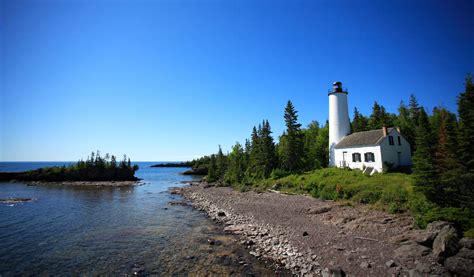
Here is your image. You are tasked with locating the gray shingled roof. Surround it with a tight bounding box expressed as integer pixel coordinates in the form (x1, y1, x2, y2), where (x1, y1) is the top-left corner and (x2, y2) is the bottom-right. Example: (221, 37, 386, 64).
(335, 128, 394, 148)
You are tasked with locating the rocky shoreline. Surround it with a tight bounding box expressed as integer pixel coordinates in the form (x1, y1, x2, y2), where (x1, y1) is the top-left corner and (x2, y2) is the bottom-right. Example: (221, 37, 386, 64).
(175, 182, 474, 276)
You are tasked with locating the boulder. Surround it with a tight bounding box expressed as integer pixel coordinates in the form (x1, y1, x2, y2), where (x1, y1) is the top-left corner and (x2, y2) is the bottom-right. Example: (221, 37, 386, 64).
(456, 247, 474, 260)
(410, 230, 437, 247)
(444, 256, 474, 277)
(459, 237, 474, 249)
(432, 225, 459, 258)
(426, 221, 451, 234)
(394, 241, 431, 260)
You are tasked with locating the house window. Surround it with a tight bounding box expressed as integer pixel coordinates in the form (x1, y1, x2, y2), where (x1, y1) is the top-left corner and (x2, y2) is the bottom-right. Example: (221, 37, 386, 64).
(389, 136, 394, 145)
(364, 152, 375, 162)
(352, 153, 361, 162)
(398, 136, 401, 146)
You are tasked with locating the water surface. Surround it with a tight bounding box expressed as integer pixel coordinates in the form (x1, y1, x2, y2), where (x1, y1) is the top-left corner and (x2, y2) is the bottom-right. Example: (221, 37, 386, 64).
(0, 162, 285, 275)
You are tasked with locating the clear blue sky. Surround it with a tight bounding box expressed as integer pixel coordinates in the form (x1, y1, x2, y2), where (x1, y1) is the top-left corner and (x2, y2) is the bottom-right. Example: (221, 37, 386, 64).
(1, 0, 473, 161)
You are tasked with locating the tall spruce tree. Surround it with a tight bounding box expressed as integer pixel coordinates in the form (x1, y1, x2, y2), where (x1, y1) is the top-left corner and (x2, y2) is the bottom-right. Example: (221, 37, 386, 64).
(259, 120, 277, 177)
(352, 107, 369, 132)
(224, 143, 246, 185)
(458, 75, 474, 171)
(303, 121, 321, 170)
(434, 108, 462, 206)
(281, 100, 304, 173)
(397, 101, 416, 152)
(412, 107, 438, 202)
(456, 74, 474, 209)
(215, 146, 228, 181)
(368, 102, 384, 129)
(315, 121, 329, 168)
(207, 154, 218, 183)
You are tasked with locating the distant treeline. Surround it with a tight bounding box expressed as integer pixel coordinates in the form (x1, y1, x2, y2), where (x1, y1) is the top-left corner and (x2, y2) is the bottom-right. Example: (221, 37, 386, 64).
(8, 151, 139, 182)
(191, 75, 474, 219)
(150, 162, 193, 168)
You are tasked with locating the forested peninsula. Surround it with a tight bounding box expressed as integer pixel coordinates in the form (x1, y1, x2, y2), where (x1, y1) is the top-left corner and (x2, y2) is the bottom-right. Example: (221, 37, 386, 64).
(0, 151, 139, 183)
(187, 75, 474, 237)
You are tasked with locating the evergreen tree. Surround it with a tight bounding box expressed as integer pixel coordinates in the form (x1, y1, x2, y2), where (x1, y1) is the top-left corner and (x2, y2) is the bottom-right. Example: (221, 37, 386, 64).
(456, 74, 474, 209)
(368, 102, 383, 129)
(224, 143, 246, 184)
(409, 94, 420, 126)
(396, 101, 416, 152)
(315, 121, 329, 168)
(281, 100, 304, 173)
(303, 121, 321, 170)
(457, 74, 474, 171)
(259, 120, 277, 177)
(247, 126, 263, 178)
(215, 145, 227, 180)
(207, 155, 218, 183)
(352, 107, 369, 132)
(434, 108, 462, 206)
(412, 107, 438, 202)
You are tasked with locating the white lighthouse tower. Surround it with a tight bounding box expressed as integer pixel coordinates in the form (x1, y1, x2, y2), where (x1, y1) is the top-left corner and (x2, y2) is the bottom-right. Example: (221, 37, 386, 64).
(328, 81, 351, 167)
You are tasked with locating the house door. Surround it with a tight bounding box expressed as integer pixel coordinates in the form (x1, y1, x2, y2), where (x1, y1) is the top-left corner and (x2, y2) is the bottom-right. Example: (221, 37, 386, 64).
(342, 152, 348, 167)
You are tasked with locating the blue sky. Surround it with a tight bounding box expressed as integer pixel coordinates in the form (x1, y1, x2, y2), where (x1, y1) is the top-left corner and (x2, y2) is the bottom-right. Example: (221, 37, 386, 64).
(1, 0, 473, 161)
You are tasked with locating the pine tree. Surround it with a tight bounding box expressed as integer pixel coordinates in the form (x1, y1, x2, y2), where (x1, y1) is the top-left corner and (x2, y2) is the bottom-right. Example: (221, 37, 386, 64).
(259, 120, 277, 177)
(224, 143, 246, 185)
(409, 94, 420, 126)
(207, 154, 218, 183)
(397, 101, 416, 152)
(368, 102, 383, 129)
(315, 121, 329, 168)
(456, 74, 474, 209)
(352, 107, 369, 132)
(215, 145, 227, 181)
(458, 74, 474, 171)
(303, 120, 321, 170)
(434, 108, 462, 206)
(412, 107, 438, 202)
(281, 100, 304, 173)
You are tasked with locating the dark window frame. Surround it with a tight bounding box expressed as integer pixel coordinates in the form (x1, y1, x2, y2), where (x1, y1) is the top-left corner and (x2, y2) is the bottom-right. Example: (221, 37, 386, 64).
(352, 153, 361, 162)
(398, 136, 401, 146)
(389, 136, 394, 145)
(364, 152, 375, 162)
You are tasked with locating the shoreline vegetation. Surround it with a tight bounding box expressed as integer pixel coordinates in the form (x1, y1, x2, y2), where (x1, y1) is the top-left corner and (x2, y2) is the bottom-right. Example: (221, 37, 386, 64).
(186, 75, 474, 239)
(0, 151, 139, 183)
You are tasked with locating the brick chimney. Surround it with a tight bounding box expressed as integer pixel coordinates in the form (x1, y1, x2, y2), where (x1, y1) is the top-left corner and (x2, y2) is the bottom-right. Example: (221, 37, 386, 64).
(382, 126, 388, 137)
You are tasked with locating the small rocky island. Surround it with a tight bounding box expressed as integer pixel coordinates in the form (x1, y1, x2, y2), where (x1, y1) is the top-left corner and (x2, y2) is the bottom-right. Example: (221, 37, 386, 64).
(0, 152, 140, 185)
(150, 162, 208, 176)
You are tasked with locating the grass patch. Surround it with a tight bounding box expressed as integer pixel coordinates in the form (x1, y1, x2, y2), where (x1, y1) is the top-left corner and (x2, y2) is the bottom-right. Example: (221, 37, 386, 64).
(250, 167, 473, 234)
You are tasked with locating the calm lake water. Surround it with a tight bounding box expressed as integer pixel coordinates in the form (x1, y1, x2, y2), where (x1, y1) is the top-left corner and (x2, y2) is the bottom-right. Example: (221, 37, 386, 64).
(0, 162, 285, 276)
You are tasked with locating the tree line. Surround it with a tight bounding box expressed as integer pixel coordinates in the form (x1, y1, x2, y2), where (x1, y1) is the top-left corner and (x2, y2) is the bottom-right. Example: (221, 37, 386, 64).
(21, 151, 140, 181)
(191, 75, 474, 212)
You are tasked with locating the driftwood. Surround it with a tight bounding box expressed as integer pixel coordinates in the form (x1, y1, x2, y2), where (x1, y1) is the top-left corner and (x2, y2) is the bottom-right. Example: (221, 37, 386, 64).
(354, 236, 382, 243)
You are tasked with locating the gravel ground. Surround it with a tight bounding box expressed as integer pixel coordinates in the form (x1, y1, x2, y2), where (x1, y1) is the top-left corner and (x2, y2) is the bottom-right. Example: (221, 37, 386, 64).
(176, 183, 451, 276)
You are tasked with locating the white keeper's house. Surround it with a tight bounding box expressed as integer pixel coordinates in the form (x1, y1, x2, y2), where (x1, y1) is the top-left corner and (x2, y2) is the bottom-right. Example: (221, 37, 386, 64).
(328, 82, 412, 174)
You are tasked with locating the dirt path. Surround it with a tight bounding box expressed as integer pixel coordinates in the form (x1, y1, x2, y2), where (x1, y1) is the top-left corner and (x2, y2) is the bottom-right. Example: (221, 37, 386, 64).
(176, 183, 455, 276)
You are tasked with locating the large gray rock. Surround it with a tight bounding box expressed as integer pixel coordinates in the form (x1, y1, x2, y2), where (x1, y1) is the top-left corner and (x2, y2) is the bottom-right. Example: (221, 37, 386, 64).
(432, 225, 459, 258)
(426, 221, 451, 234)
(411, 230, 437, 247)
(459, 237, 474, 249)
(444, 256, 474, 277)
(394, 241, 431, 260)
(456, 247, 474, 260)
